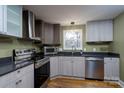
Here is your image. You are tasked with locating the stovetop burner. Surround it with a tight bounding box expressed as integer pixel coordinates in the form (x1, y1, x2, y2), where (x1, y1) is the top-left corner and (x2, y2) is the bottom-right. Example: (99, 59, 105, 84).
(33, 52, 44, 61)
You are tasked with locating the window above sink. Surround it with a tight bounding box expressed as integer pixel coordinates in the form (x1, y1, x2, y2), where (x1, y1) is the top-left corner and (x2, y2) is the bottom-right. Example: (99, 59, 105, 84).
(63, 29, 83, 50)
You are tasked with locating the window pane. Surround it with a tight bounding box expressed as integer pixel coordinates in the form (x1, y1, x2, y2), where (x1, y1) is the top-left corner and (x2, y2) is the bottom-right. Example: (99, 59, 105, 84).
(63, 29, 83, 50)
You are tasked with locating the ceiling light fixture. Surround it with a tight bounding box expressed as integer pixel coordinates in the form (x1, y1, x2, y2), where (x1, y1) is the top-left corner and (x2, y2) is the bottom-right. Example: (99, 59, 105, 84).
(71, 22, 75, 25)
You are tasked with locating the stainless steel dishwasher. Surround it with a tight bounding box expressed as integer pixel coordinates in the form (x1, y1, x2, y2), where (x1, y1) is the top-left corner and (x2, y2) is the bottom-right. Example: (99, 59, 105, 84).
(85, 57, 104, 80)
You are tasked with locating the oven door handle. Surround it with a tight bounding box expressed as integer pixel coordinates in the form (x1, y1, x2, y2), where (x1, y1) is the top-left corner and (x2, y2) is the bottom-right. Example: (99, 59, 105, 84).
(35, 61, 49, 69)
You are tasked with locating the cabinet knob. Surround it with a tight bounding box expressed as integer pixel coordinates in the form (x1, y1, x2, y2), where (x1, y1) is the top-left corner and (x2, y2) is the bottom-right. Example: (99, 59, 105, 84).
(16, 81, 19, 85)
(19, 80, 22, 83)
(17, 70, 20, 73)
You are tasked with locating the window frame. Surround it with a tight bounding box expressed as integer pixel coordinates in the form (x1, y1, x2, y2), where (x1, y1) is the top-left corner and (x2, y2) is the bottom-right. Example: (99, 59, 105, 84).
(63, 29, 83, 50)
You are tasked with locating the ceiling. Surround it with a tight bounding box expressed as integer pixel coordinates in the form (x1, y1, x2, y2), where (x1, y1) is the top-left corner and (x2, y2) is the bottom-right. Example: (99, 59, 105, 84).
(24, 5, 124, 26)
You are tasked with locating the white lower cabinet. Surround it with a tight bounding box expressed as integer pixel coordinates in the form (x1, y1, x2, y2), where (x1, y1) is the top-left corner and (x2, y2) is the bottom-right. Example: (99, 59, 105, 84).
(0, 64, 34, 88)
(104, 57, 119, 80)
(50, 57, 85, 78)
(72, 57, 85, 77)
(61, 57, 73, 76)
(50, 57, 59, 77)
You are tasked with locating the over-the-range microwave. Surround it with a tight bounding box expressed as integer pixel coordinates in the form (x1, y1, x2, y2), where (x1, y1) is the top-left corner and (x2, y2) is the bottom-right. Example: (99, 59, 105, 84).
(44, 47, 58, 55)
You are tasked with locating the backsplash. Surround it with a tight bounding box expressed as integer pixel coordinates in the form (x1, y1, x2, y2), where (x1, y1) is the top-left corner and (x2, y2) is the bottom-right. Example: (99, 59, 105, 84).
(0, 37, 40, 58)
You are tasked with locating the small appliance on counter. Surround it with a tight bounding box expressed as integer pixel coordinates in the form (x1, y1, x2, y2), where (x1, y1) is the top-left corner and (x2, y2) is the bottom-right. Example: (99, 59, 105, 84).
(13, 48, 35, 68)
(44, 46, 58, 55)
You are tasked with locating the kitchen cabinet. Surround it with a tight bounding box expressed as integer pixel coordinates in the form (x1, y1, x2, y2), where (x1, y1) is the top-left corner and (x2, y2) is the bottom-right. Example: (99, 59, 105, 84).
(0, 5, 22, 37)
(53, 24, 60, 44)
(104, 57, 119, 80)
(61, 57, 73, 76)
(0, 64, 34, 88)
(86, 20, 113, 42)
(35, 21, 53, 44)
(72, 57, 85, 77)
(0, 5, 6, 34)
(50, 57, 85, 78)
(50, 57, 59, 77)
(43, 23, 54, 44)
(6, 5, 22, 37)
(35, 20, 60, 44)
(60, 57, 85, 77)
(35, 20, 43, 40)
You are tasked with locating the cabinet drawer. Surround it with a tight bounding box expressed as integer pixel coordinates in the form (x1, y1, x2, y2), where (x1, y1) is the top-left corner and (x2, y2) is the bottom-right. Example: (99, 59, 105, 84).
(14, 64, 34, 78)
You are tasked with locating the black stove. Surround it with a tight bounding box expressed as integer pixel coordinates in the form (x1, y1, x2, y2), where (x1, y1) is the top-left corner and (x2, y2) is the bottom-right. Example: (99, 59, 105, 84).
(33, 52, 50, 88)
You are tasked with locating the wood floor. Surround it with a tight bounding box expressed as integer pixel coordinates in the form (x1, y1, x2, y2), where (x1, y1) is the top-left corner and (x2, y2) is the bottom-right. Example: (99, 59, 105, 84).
(47, 77, 121, 88)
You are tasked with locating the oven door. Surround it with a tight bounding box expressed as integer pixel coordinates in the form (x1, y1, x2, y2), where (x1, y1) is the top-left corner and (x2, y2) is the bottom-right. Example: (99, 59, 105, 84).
(34, 61, 50, 88)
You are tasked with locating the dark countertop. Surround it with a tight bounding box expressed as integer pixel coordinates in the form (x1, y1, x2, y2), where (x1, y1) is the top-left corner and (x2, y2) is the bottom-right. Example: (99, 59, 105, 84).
(0, 57, 33, 77)
(45, 52, 120, 58)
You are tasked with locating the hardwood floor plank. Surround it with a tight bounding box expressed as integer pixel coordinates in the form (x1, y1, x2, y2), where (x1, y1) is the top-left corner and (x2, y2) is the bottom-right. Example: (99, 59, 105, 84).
(47, 77, 121, 88)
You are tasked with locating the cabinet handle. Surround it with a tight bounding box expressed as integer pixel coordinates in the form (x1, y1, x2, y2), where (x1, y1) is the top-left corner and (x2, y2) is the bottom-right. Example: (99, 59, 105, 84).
(19, 80, 22, 83)
(16, 80, 22, 85)
(17, 70, 20, 73)
(16, 81, 19, 85)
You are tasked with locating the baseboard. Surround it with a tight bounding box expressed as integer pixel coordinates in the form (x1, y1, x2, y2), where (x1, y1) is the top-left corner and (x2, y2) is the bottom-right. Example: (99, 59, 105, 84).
(118, 80, 124, 88)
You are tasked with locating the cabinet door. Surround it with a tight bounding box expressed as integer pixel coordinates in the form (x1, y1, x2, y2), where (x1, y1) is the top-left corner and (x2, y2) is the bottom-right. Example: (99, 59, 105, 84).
(53, 24, 60, 44)
(0, 5, 6, 34)
(44, 23, 54, 44)
(73, 57, 85, 77)
(61, 57, 73, 76)
(50, 57, 59, 77)
(7, 5, 22, 37)
(58, 57, 62, 75)
(86, 21, 99, 42)
(99, 20, 113, 41)
(0, 5, 3, 33)
(86, 20, 113, 42)
(24, 66, 34, 88)
(111, 58, 119, 80)
(104, 57, 119, 80)
(104, 58, 112, 80)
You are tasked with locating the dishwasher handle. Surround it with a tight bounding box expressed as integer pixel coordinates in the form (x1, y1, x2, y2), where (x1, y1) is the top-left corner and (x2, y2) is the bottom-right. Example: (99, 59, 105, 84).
(85, 57, 104, 61)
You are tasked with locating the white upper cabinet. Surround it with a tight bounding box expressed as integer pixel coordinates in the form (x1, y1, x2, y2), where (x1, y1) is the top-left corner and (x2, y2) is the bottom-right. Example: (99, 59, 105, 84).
(0, 5, 22, 37)
(0, 5, 6, 34)
(86, 20, 113, 42)
(0, 5, 3, 33)
(6, 5, 22, 37)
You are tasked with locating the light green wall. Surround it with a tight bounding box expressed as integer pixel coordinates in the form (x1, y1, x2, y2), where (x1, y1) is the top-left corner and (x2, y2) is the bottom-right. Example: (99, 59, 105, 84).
(0, 37, 40, 58)
(112, 12, 124, 81)
(60, 25, 111, 52)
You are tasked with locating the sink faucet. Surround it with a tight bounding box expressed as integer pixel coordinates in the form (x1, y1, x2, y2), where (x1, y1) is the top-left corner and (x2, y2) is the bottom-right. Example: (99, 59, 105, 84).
(71, 45, 76, 56)
(80, 50, 83, 55)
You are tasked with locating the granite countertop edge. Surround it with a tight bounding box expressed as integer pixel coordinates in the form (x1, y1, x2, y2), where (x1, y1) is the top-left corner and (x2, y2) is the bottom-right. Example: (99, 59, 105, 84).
(0, 57, 33, 77)
(45, 52, 120, 58)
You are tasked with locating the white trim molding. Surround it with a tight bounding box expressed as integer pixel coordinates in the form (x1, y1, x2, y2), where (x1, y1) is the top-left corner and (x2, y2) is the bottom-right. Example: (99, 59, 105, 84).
(118, 80, 124, 88)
